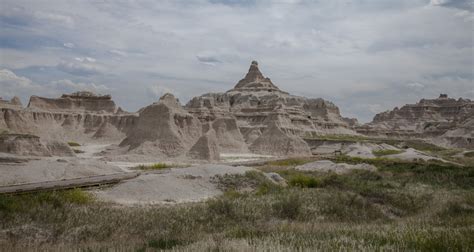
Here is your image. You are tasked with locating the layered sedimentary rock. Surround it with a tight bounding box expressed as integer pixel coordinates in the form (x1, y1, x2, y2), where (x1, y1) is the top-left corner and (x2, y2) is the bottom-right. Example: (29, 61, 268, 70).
(0, 96, 22, 109)
(0, 133, 74, 157)
(187, 128, 220, 161)
(28, 91, 117, 113)
(0, 92, 137, 143)
(119, 93, 202, 157)
(186, 61, 356, 145)
(358, 94, 474, 148)
(249, 123, 312, 156)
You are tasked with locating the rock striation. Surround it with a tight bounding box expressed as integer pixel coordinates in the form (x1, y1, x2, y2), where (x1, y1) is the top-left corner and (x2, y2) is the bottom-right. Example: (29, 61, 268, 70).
(358, 94, 474, 148)
(0, 96, 22, 109)
(28, 91, 117, 113)
(0, 133, 75, 157)
(186, 61, 356, 146)
(1, 92, 137, 143)
(119, 93, 202, 157)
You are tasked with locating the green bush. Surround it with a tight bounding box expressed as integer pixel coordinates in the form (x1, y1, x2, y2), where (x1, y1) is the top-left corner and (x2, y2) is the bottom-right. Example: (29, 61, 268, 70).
(372, 149, 404, 156)
(464, 152, 474, 158)
(272, 194, 301, 219)
(268, 158, 311, 167)
(67, 142, 81, 147)
(288, 174, 321, 188)
(136, 163, 171, 170)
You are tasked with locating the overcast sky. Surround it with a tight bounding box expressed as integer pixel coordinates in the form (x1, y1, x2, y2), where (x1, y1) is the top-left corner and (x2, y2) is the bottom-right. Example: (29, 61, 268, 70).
(0, 0, 472, 122)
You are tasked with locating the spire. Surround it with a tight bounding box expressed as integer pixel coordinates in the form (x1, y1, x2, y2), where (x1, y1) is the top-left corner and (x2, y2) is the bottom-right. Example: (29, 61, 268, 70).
(232, 61, 281, 91)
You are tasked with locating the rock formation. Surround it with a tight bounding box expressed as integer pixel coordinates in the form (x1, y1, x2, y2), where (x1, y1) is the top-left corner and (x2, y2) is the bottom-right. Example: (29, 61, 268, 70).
(0, 96, 23, 109)
(186, 61, 356, 145)
(119, 93, 202, 157)
(0, 133, 74, 157)
(0, 92, 137, 143)
(358, 94, 474, 148)
(187, 128, 220, 161)
(28, 91, 117, 113)
(249, 122, 312, 156)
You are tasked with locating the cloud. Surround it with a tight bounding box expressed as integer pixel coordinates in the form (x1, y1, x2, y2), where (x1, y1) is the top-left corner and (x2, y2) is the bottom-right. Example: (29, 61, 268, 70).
(0, 0, 472, 119)
(430, 0, 473, 11)
(0, 68, 112, 105)
(56, 58, 101, 76)
(63, 42, 75, 48)
(196, 55, 222, 65)
(50, 79, 110, 94)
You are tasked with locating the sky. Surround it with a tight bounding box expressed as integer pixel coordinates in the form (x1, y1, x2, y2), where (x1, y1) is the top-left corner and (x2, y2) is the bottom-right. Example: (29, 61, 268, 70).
(0, 0, 472, 122)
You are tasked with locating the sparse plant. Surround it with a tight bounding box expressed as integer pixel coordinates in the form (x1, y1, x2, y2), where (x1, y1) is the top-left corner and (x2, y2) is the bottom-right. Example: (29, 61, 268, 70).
(67, 141, 81, 147)
(372, 149, 404, 156)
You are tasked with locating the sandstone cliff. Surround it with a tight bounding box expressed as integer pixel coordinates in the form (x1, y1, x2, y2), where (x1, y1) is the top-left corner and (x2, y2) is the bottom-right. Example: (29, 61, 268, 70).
(186, 61, 356, 144)
(358, 94, 474, 148)
(0, 92, 137, 143)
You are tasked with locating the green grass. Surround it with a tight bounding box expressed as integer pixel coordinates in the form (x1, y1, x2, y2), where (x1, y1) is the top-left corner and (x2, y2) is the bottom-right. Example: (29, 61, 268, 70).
(1, 160, 473, 250)
(267, 158, 313, 167)
(465, 151, 474, 158)
(0, 189, 94, 216)
(134, 163, 191, 170)
(372, 149, 404, 156)
(67, 141, 81, 147)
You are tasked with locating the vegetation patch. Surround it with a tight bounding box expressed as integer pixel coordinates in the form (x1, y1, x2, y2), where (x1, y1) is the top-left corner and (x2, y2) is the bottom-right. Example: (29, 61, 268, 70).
(67, 141, 81, 147)
(464, 151, 474, 158)
(73, 149, 85, 154)
(372, 149, 404, 156)
(134, 163, 184, 170)
(267, 158, 313, 167)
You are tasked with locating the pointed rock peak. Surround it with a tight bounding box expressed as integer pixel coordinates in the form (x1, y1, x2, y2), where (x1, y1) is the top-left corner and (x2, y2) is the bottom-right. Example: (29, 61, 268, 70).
(159, 93, 181, 108)
(231, 60, 282, 92)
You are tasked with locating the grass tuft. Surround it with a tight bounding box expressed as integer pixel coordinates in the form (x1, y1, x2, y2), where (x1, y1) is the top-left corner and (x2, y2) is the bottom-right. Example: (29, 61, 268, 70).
(372, 149, 404, 156)
(67, 141, 81, 147)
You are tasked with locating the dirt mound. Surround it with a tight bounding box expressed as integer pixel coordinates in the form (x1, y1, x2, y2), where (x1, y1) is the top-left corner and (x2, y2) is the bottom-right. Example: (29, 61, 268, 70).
(249, 123, 311, 156)
(0, 96, 22, 109)
(187, 128, 220, 161)
(211, 117, 248, 152)
(0, 134, 75, 157)
(0, 134, 51, 156)
(120, 93, 202, 157)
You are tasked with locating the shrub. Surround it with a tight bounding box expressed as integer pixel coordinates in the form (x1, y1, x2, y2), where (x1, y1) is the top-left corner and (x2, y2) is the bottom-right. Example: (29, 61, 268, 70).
(464, 152, 474, 158)
(372, 149, 404, 156)
(268, 158, 311, 167)
(136, 163, 171, 170)
(272, 193, 301, 219)
(67, 142, 81, 147)
(73, 149, 85, 154)
(288, 174, 321, 188)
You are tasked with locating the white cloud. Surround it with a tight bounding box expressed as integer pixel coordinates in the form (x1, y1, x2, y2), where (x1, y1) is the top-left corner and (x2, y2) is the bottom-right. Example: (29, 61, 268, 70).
(0, 0, 472, 120)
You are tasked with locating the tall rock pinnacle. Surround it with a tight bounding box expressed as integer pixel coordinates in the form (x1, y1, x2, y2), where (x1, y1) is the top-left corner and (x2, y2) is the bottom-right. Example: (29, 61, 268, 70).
(231, 61, 281, 92)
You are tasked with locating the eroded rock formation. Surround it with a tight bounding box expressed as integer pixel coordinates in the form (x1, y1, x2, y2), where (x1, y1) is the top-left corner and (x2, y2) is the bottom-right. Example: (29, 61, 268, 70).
(119, 93, 202, 157)
(358, 94, 474, 148)
(0, 92, 137, 143)
(186, 61, 356, 145)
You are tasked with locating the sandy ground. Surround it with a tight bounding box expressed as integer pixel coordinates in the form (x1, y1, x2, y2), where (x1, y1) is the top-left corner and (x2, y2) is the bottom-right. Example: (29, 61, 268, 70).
(220, 153, 274, 163)
(296, 160, 376, 174)
(384, 148, 445, 162)
(94, 164, 255, 205)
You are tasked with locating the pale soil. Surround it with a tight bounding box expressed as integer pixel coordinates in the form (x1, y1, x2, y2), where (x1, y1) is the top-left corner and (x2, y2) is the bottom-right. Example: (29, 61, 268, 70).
(93, 164, 255, 205)
(296, 160, 376, 174)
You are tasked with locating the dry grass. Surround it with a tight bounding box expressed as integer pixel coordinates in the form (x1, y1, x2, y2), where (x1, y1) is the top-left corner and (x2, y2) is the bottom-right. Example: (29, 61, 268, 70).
(0, 160, 473, 251)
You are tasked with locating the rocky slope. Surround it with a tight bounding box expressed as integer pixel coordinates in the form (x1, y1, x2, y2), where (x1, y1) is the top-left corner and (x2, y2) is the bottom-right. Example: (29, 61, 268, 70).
(0, 92, 137, 143)
(357, 94, 474, 148)
(186, 61, 356, 145)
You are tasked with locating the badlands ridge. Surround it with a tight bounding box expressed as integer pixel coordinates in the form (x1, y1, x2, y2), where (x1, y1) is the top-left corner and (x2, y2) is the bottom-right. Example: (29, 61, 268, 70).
(0, 61, 473, 204)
